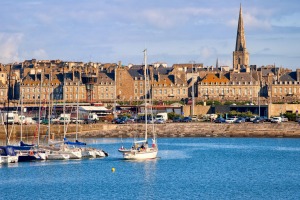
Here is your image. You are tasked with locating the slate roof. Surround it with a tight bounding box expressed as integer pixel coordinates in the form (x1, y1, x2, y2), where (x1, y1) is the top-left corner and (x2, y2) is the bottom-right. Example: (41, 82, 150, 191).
(229, 72, 253, 82)
(279, 72, 297, 82)
(98, 72, 114, 84)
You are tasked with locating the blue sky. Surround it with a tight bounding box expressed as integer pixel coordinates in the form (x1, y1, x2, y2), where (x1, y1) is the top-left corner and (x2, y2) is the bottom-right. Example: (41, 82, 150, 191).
(0, 0, 299, 69)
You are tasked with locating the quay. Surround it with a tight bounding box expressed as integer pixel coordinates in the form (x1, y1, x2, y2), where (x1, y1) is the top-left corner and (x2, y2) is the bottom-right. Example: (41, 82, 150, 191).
(1, 122, 300, 142)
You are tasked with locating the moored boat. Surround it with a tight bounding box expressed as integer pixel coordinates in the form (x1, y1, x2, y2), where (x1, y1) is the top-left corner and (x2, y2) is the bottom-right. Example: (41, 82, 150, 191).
(0, 146, 18, 164)
(118, 50, 158, 160)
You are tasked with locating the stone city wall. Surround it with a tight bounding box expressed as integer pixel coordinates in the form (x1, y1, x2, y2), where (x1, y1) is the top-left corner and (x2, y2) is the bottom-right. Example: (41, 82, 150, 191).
(1, 122, 299, 143)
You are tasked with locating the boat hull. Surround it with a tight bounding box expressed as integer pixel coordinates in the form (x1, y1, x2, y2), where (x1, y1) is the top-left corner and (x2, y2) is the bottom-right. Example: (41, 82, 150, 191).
(121, 149, 158, 160)
(1, 156, 19, 163)
(47, 153, 70, 160)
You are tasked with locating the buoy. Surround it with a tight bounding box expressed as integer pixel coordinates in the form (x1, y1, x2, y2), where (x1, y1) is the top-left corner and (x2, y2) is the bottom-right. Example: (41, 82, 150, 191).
(111, 167, 115, 172)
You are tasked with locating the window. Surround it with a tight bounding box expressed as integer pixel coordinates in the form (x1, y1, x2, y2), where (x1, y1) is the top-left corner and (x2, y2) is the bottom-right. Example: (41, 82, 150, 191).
(154, 90, 157, 95)
(159, 89, 162, 94)
(177, 89, 180, 94)
(183, 89, 186, 94)
(164, 89, 167, 94)
(140, 89, 143, 94)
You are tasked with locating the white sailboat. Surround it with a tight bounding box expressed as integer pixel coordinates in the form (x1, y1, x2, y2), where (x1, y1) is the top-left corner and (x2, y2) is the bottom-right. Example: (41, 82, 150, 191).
(44, 69, 81, 160)
(58, 70, 82, 159)
(0, 66, 19, 164)
(118, 49, 158, 160)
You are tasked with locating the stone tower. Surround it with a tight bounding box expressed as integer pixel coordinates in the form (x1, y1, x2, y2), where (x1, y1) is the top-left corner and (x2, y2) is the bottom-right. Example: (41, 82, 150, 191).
(233, 4, 249, 72)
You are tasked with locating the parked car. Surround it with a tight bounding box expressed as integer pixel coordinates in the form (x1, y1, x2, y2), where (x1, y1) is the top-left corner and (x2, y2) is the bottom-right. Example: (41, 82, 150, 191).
(253, 117, 264, 123)
(126, 117, 136, 123)
(155, 119, 166, 124)
(84, 118, 97, 124)
(181, 117, 192, 123)
(24, 117, 35, 125)
(225, 118, 237, 123)
(41, 118, 51, 125)
(32, 117, 42, 124)
(249, 116, 258, 122)
(172, 117, 182, 123)
(235, 117, 245, 123)
(115, 116, 130, 124)
(147, 117, 156, 124)
(191, 115, 199, 122)
(111, 118, 120, 124)
(281, 117, 288, 122)
(71, 118, 84, 124)
(214, 117, 226, 123)
(271, 117, 282, 123)
(261, 116, 271, 122)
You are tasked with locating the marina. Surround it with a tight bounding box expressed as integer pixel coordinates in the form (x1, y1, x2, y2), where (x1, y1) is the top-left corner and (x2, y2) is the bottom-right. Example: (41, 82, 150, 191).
(1, 137, 300, 199)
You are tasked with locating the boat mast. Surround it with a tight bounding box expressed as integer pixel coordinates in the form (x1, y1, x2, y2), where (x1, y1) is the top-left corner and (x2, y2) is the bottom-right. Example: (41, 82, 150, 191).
(48, 70, 51, 144)
(63, 66, 66, 139)
(114, 65, 117, 119)
(76, 79, 79, 141)
(6, 65, 11, 146)
(37, 70, 43, 147)
(144, 49, 148, 141)
(20, 80, 23, 142)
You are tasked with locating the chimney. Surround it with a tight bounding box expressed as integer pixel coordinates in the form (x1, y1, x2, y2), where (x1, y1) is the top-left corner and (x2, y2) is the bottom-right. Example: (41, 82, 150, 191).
(297, 69, 300, 82)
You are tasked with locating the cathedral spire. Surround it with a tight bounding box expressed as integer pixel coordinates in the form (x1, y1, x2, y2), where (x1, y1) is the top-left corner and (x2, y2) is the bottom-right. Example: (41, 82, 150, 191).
(235, 4, 246, 51)
(233, 4, 249, 71)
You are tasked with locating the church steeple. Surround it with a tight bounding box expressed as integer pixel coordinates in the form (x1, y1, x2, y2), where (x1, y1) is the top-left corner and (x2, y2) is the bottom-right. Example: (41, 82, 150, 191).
(233, 4, 249, 72)
(235, 4, 246, 51)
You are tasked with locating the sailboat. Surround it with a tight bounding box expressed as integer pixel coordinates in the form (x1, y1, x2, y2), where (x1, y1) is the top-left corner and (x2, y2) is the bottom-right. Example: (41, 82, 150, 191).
(0, 65, 19, 164)
(11, 84, 45, 162)
(68, 79, 107, 158)
(118, 49, 158, 160)
(54, 69, 82, 159)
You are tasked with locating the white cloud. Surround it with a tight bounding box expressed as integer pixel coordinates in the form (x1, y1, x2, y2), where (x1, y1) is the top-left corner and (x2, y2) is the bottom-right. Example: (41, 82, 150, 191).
(271, 13, 300, 27)
(200, 47, 216, 59)
(244, 13, 271, 30)
(141, 7, 212, 29)
(0, 33, 23, 63)
(226, 10, 271, 30)
(32, 49, 48, 59)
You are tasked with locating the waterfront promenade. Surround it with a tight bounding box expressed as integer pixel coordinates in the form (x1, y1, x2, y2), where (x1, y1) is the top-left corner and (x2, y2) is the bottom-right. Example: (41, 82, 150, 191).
(1, 122, 300, 142)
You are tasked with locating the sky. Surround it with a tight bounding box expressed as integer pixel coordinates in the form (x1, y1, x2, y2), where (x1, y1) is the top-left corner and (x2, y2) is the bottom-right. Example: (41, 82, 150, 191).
(0, 0, 300, 70)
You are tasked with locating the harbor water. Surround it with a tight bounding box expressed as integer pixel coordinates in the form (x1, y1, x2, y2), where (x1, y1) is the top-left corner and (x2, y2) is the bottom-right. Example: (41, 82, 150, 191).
(1, 138, 300, 200)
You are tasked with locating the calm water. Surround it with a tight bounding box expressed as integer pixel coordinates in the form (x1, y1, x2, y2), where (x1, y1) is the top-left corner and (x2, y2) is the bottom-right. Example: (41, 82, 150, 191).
(1, 138, 300, 200)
